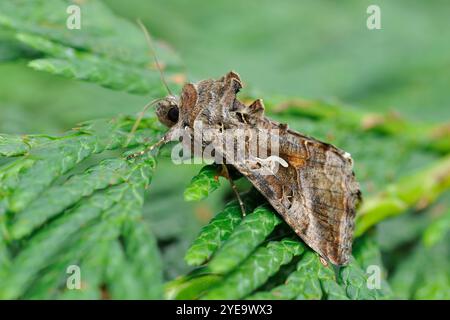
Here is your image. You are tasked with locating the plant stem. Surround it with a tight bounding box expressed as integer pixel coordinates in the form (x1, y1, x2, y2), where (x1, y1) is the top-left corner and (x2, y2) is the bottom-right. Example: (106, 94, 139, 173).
(355, 155, 450, 236)
(265, 98, 450, 154)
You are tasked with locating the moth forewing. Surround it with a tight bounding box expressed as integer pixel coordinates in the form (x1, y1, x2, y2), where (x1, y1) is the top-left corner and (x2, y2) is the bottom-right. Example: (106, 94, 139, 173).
(155, 70, 361, 266)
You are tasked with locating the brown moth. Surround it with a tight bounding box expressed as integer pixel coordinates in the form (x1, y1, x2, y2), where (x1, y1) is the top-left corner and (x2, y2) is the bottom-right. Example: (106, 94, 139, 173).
(151, 71, 361, 266)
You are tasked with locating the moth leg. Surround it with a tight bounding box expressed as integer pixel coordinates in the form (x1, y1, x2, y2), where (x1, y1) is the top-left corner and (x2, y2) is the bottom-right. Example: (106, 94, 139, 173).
(221, 164, 246, 216)
(126, 136, 166, 160)
(319, 256, 329, 267)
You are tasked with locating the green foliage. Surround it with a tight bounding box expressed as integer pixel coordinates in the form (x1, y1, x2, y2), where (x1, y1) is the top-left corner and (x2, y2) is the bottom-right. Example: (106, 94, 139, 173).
(355, 155, 450, 236)
(167, 206, 391, 300)
(0, 0, 449, 300)
(203, 238, 304, 300)
(422, 209, 450, 247)
(184, 165, 222, 202)
(390, 234, 450, 300)
(0, 116, 165, 299)
(0, 134, 52, 157)
(0, 0, 183, 95)
(10, 158, 131, 239)
(184, 200, 243, 266)
(206, 206, 282, 274)
(266, 99, 450, 154)
(249, 252, 340, 300)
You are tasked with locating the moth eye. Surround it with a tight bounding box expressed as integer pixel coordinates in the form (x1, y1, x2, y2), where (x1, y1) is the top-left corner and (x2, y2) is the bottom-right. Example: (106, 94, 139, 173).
(167, 106, 179, 123)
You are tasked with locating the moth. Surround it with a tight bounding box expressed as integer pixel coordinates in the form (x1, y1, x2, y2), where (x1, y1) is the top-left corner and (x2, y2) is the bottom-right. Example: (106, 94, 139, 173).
(133, 21, 361, 266)
(145, 71, 361, 266)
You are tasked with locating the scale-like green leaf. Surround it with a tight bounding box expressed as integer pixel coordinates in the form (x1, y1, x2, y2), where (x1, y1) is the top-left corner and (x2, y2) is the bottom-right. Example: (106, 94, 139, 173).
(207, 205, 282, 274)
(184, 165, 222, 202)
(1, 186, 122, 299)
(184, 191, 261, 266)
(29, 57, 167, 95)
(422, 209, 450, 247)
(338, 258, 380, 300)
(184, 201, 243, 266)
(121, 217, 164, 299)
(0, 134, 51, 157)
(0, 0, 184, 95)
(202, 238, 304, 299)
(0, 153, 157, 299)
(10, 158, 130, 239)
(248, 251, 323, 300)
(22, 213, 119, 299)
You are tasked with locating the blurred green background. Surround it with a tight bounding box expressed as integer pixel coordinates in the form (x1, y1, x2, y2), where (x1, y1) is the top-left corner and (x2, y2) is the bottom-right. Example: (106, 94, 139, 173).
(1, 0, 449, 292)
(2, 0, 450, 134)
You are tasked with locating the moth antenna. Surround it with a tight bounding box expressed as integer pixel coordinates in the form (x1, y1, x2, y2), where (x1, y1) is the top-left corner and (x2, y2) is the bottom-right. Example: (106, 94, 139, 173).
(126, 98, 164, 146)
(136, 19, 173, 96)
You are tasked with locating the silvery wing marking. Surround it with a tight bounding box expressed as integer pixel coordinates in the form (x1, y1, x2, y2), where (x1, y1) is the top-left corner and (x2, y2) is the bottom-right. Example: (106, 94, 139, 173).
(155, 71, 361, 266)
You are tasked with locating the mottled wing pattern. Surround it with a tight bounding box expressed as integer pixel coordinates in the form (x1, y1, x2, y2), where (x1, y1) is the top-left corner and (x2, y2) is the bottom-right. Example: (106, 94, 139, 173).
(185, 71, 360, 265)
(233, 131, 360, 265)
